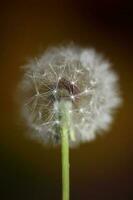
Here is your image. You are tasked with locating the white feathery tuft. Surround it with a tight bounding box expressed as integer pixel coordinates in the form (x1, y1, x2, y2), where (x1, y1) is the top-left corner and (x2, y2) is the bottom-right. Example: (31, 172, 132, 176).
(18, 45, 122, 146)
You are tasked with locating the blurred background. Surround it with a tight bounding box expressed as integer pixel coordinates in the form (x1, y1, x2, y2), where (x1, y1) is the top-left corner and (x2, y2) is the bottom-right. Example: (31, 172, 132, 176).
(0, 0, 133, 199)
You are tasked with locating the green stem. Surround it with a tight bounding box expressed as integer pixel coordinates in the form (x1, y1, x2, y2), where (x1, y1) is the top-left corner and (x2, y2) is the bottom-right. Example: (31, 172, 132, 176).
(58, 101, 72, 200)
(61, 122, 69, 200)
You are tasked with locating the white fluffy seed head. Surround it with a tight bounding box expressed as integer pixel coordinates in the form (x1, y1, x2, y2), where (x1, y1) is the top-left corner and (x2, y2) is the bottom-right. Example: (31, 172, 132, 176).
(18, 45, 122, 146)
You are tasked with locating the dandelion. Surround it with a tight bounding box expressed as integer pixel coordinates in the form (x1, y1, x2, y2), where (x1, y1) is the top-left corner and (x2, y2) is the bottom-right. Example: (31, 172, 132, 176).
(18, 44, 122, 200)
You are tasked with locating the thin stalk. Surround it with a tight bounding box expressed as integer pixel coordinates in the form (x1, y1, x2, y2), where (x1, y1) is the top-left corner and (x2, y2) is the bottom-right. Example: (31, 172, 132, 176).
(61, 122, 69, 200)
(58, 101, 73, 200)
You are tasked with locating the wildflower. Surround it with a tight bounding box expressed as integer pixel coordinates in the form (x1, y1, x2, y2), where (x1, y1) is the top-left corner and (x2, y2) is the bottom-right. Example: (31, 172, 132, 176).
(18, 45, 121, 145)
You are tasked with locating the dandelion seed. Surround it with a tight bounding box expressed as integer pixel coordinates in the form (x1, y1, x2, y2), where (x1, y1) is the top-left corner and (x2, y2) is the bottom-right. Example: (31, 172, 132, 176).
(53, 89, 57, 94)
(55, 120, 60, 125)
(71, 81, 75, 85)
(79, 108, 84, 113)
(70, 95, 75, 100)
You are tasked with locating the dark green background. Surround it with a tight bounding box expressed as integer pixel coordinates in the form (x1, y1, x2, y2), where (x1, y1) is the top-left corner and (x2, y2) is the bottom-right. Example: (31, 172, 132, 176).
(0, 0, 133, 199)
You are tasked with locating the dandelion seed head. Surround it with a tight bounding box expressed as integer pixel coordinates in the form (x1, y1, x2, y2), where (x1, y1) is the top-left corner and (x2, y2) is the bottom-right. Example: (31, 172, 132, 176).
(18, 45, 122, 146)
